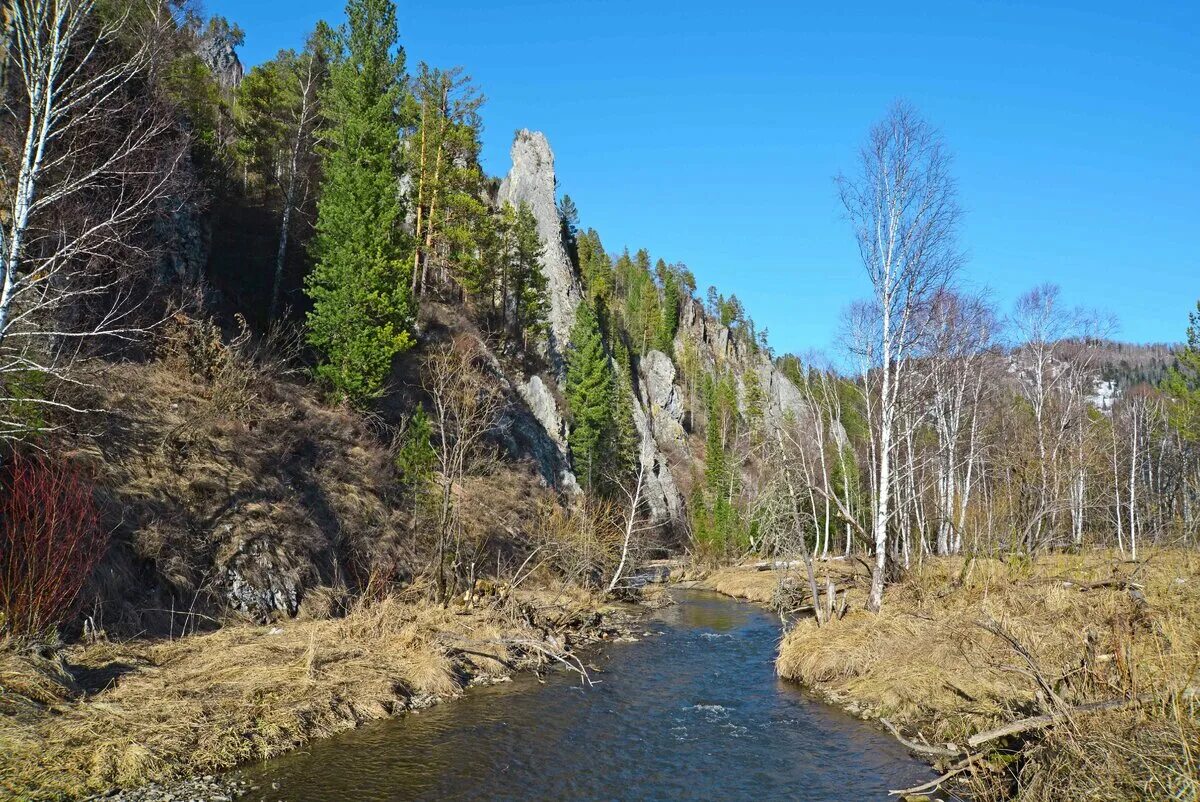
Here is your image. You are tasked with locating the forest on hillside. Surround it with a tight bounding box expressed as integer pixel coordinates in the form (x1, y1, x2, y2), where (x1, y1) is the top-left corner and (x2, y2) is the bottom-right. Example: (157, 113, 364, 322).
(1, 0, 1199, 799)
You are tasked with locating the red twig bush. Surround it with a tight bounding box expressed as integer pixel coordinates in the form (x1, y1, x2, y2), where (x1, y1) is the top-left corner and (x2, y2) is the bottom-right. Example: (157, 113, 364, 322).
(0, 453, 106, 638)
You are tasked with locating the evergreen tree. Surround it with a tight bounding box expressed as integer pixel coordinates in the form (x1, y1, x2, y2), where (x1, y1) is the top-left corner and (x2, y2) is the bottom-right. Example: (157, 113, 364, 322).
(1163, 300, 1200, 442)
(511, 202, 550, 347)
(558, 194, 579, 264)
(654, 261, 682, 354)
(395, 406, 436, 489)
(610, 335, 640, 480)
(305, 0, 411, 405)
(406, 63, 486, 297)
(565, 301, 620, 492)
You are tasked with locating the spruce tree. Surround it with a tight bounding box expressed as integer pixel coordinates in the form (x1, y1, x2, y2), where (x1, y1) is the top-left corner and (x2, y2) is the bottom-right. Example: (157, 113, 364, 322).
(305, 0, 410, 405)
(565, 300, 618, 492)
(511, 202, 550, 347)
(654, 262, 682, 354)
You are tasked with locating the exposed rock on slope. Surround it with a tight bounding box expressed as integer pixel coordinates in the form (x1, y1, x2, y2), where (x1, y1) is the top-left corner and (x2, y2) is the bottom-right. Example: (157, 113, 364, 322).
(196, 26, 244, 89)
(676, 296, 810, 429)
(638, 350, 688, 447)
(495, 131, 818, 527)
(498, 131, 583, 370)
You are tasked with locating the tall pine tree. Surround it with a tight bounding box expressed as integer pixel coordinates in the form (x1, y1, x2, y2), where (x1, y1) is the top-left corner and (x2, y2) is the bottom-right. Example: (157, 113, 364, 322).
(305, 0, 410, 405)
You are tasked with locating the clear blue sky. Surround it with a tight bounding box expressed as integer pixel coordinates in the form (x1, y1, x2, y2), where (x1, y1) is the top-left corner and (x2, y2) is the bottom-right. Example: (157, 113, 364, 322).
(209, 0, 1198, 355)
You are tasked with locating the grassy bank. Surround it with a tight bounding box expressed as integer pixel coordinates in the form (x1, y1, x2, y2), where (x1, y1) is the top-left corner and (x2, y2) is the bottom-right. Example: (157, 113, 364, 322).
(0, 585, 633, 800)
(772, 551, 1199, 800)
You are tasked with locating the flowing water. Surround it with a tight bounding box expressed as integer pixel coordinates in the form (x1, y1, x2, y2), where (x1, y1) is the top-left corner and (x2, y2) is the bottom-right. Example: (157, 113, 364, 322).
(238, 590, 932, 801)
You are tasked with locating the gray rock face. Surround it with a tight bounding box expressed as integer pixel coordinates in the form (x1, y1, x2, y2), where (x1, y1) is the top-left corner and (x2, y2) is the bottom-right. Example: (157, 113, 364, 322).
(638, 350, 687, 446)
(223, 539, 303, 621)
(473, 341, 580, 494)
(629, 381, 683, 523)
(197, 27, 244, 90)
(498, 131, 583, 370)
(676, 296, 814, 432)
(515, 374, 580, 494)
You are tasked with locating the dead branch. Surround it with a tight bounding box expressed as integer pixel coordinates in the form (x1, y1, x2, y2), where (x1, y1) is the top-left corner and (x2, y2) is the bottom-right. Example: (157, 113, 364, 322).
(880, 718, 964, 757)
(976, 617, 1074, 721)
(889, 752, 987, 797)
(965, 695, 1150, 748)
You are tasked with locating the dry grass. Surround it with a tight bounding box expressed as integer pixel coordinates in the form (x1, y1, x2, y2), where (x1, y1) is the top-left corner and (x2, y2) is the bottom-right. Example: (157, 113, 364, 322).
(0, 587, 606, 800)
(704, 564, 784, 605)
(73, 354, 406, 631)
(776, 550, 1200, 800)
(704, 559, 857, 607)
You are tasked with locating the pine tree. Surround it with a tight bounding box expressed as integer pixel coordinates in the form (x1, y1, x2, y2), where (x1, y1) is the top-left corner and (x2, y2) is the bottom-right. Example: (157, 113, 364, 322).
(558, 194, 579, 264)
(565, 301, 619, 492)
(305, 0, 411, 405)
(610, 335, 640, 481)
(406, 63, 485, 297)
(654, 261, 682, 354)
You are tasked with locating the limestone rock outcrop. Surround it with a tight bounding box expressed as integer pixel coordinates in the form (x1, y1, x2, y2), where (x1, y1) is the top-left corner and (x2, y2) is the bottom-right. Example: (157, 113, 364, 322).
(676, 296, 812, 431)
(196, 24, 244, 90)
(498, 131, 583, 371)
(637, 349, 687, 447)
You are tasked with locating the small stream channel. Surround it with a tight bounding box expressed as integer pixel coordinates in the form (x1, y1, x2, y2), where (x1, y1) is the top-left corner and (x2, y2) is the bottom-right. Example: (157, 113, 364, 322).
(237, 590, 932, 800)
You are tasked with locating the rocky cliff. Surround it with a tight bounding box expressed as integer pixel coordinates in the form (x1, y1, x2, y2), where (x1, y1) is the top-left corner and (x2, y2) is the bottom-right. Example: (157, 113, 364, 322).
(498, 131, 583, 372)
(495, 131, 815, 527)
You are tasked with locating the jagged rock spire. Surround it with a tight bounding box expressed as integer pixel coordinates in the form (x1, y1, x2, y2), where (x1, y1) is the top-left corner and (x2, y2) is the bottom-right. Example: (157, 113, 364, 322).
(498, 130, 583, 372)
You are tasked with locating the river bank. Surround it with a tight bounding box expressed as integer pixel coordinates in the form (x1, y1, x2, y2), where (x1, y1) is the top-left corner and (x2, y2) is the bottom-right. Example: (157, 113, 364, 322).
(702, 551, 1200, 801)
(0, 585, 647, 801)
(234, 589, 932, 801)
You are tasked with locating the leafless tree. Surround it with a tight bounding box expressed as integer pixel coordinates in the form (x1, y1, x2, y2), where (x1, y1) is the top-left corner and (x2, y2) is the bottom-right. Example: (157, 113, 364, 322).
(837, 101, 963, 611)
(422, 335, 506, 603)
(1008, 284, 1112, 550)
(606, 463, 659, 593)
(0, 0, 184, 441)
(269, 41, 323, 320)
(921, 290, 998, 554)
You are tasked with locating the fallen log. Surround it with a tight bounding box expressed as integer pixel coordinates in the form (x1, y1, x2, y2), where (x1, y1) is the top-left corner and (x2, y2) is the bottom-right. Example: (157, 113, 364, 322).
(966, 695, 1148, 748)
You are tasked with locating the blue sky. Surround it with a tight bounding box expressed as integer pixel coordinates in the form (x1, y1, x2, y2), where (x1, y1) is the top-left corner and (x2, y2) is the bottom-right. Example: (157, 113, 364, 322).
(210, 0, 1199, 355)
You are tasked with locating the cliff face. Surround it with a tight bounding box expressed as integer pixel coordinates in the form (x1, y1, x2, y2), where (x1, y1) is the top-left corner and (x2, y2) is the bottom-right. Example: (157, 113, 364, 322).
(675, 296, 811, 431)
(495, 131, 815, 527)
(498, 131, 583, 372)
(196, 26, 244, 90)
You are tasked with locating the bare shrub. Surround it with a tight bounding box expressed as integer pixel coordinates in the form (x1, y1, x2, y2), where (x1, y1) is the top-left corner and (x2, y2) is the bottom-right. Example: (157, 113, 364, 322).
(0, 453, 106, 638)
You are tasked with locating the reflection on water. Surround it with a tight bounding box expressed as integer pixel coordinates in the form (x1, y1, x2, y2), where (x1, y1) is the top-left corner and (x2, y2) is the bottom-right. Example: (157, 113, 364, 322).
(238, 590, 931, 801)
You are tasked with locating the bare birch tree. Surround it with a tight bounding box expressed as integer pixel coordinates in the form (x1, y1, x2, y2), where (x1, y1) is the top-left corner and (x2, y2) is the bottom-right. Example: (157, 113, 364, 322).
(269, 39, 324, 320)
(922, 290, 997, 554)
(1009, 284, 1111, 550)
(837, 102, 963, 611)
(0, 0, 183, 440)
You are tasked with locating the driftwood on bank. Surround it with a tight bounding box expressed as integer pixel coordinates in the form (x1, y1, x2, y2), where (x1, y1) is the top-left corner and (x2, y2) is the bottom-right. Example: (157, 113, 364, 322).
(966, 695, 1149, 748)
(880, 718, 963, 757)
(884, 694, 1149, 796)
(889, 751, 988, 796)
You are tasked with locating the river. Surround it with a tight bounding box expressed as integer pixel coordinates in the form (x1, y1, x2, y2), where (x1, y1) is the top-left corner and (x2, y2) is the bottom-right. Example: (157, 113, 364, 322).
(237, 589, 932, 801)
